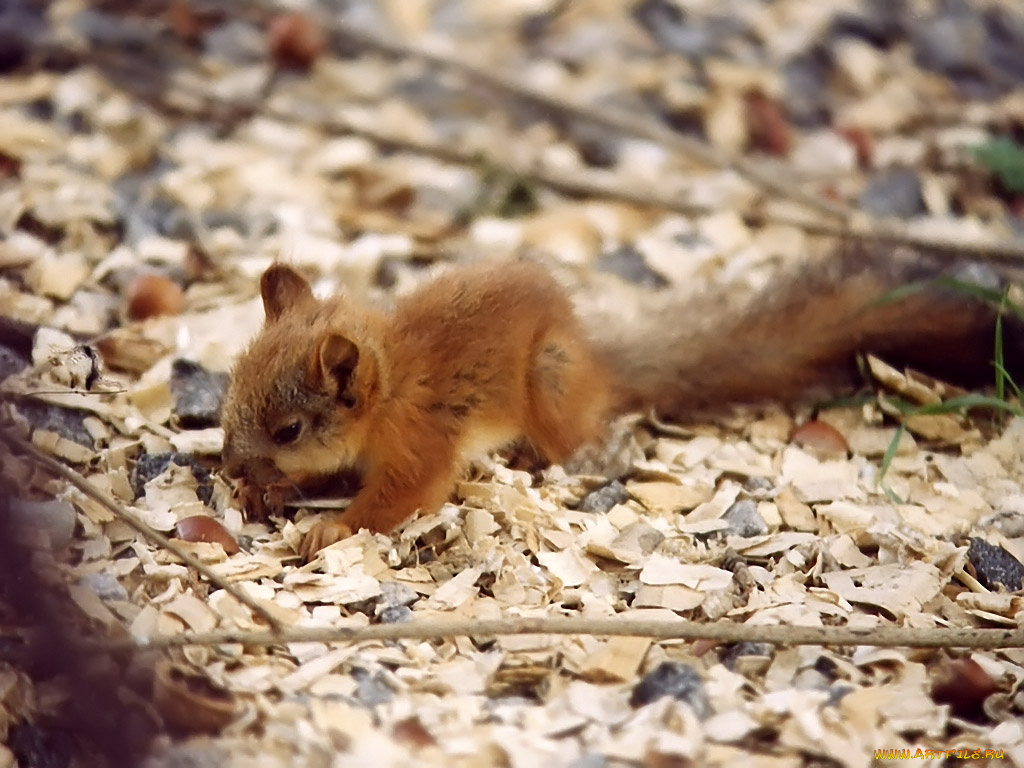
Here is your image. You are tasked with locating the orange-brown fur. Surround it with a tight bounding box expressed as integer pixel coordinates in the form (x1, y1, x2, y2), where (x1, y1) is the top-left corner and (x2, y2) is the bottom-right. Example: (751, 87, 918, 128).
(220, 261, 610, 558)
(221, 247, 1013, 558)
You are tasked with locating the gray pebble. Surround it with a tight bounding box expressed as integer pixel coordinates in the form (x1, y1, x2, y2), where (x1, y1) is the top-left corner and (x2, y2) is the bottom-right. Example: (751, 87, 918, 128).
(595, 245, 669, 289)
(783, 50, 831, 127)
(379, 581, 419, 608)
(859, 168, 926, 218)
(629, 661, 710, 718)
(17, 401, 93, 447)
(79, 571, 129, 602)
(378, 605, 414, 624)
(170, 359, 228, 430)
(578, 480, 630, 514)
(353, 669, 394, 708)
(204, 20, 267, 63)
(723, 499, 769, 538)
(967, 537, 1024, 592)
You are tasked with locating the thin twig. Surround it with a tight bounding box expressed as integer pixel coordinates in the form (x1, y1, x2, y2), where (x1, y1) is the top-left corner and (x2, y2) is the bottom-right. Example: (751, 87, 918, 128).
(0, 429, 283, 631)
(83, 37, 1024, 265)
(271, 107, 1024, 266)
(311, 18, 852, 221)
(113, 615, 1024, 652)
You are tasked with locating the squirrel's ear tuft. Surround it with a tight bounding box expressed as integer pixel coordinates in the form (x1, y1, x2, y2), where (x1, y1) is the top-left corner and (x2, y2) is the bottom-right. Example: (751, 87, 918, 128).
(261, 264, 314, 321)
(312, 332, 361, 407)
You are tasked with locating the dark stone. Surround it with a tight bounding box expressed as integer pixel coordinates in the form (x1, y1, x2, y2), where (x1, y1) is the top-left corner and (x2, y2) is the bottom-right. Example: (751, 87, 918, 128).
(379, 581, 419, 608)
(578, 480, 630, 514)
(352, 669, 394, 708)
(722, 642, 773, 671)
(859, 168, 926, 218)
(912, 11, 986, 76)
(967, 537, 1024, 592)
(827, 684, 857, 706)
(632, 0, 743, 58)
(782, 48, 831, 127)
(722, 499, 769, 538)
(68, 9, 152, 51)
(595, 245, 669, 289)
(830, 0, 906, 48)
(17, 401, 93, 447)
(131, 452, 213, 505)
(378, 605, 414, 624)
(629, 661, 710, 717)
(78, 572, 129, 602)
(572, 124, 620, 169)
(742, 475, 774, 495)
(170, 359, 228, 429)
(985, 7, 1024, 85)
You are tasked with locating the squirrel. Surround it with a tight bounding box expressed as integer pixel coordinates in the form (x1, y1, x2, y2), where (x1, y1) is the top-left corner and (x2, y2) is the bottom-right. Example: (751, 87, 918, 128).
(219, 245, 1018, 559)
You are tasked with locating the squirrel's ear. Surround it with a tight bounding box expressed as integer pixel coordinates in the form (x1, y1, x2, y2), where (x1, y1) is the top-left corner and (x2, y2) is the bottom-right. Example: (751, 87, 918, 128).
(312, 333, 361, 408)
(261, 264, 313, 321)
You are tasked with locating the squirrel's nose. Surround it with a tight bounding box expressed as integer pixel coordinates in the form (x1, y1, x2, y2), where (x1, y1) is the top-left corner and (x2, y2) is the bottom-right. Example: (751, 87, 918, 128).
(221, 451, 282, 485)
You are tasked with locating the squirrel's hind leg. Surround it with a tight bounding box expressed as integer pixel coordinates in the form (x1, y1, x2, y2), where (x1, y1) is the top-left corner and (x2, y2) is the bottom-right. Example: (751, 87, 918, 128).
(523, 330, 612, 463)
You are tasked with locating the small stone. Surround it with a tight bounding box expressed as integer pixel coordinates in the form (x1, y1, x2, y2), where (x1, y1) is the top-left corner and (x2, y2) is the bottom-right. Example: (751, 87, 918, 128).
(722, 642, 773, 671)
(204, 20, 267, 63)
(379, 581, 419, 608)
(742, 476, 774, 495)
(912, 10, 986, 78)
(170, 359, 228, 429)
(595, 245, 668, 289)
(79, 572, 129, 602)
(632, 0, 742, 57)
(630, 661, 710, 717)
(353, 669, 394, 707)
(967, 537, 1024, 592)
(859, 168, 926, 218)
(783, 51, 830, 127)
(985, 7, 1024, 86)
(578, 480, 630, 514)
(830, 2, 903, 48)
(722, 499, 769, 538)
(17, 401, 93, 447)
(378, 605, 414, 624)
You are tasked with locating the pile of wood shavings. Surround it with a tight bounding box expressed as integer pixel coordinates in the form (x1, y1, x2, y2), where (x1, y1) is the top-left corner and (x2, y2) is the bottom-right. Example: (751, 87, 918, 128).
(1, 0, 1024, 766)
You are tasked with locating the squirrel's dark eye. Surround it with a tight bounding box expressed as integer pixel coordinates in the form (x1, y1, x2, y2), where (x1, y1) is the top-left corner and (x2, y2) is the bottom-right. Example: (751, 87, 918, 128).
(271, 420, 302, 445)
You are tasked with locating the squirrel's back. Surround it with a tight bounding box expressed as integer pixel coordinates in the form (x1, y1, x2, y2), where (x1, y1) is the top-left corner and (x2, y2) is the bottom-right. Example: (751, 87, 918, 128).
(588, 243, 1020, 420)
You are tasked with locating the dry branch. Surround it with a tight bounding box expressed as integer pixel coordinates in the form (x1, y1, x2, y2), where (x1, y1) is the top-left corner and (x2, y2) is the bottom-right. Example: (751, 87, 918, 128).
(289, 108, 1024, 265)
(118, 615, 1024, 651)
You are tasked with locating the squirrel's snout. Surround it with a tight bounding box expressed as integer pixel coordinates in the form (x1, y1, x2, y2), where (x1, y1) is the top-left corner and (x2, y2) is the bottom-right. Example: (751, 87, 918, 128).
(221, 448, 283, 486)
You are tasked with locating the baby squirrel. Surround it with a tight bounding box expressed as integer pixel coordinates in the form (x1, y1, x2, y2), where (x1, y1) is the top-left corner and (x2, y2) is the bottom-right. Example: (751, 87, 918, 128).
(220, 246, 1016, 558)
(221, 260, 611, 558)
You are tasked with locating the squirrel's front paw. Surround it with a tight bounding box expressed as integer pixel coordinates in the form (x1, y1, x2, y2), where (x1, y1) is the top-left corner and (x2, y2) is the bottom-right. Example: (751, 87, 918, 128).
(300, 517, 355, 560)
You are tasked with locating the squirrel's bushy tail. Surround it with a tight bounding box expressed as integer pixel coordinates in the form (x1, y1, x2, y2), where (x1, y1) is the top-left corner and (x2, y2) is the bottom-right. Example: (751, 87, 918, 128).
(589, 244, 1020, 420)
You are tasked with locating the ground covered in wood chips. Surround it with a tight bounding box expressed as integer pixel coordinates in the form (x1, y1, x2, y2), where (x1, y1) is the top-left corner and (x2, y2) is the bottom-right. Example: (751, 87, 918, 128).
(2, 0, 1024, 766)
